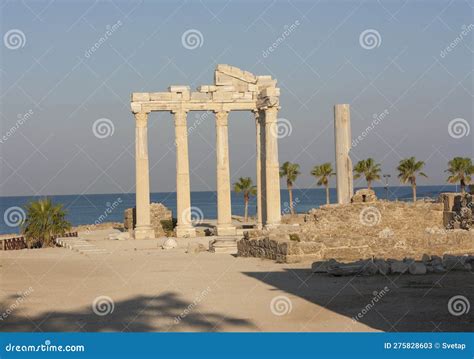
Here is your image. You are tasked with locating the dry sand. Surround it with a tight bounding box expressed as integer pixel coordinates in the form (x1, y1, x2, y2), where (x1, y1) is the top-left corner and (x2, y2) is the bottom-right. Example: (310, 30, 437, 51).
(0, 229, 472, 332)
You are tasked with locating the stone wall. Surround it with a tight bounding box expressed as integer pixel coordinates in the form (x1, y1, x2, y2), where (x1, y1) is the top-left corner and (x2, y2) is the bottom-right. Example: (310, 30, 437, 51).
(124, 203, 173, 237)
(238, 200, 474, 263)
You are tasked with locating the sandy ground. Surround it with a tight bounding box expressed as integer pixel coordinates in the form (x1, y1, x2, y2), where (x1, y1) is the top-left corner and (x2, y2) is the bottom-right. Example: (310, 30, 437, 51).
(0, 229, 472, 332)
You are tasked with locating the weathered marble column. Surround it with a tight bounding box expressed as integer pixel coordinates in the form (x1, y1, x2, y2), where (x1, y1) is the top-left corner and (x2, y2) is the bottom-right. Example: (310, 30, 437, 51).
(334, 104, 354, 204)
(134, 112, 155, 239)
(215, 110, 236, 236)
(173, 109, 196, 238)
(254, 110, 263, 229)
(264, 106, 281, 227)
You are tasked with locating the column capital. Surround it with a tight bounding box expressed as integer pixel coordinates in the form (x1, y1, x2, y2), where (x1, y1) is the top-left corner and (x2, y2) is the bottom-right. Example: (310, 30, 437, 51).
(215, 110, 229, 126)
(172, 109, 188, 126)
(135, 112, 148, 127)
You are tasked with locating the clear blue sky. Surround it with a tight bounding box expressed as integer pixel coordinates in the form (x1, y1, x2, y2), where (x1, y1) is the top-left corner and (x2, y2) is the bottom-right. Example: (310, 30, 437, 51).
(1, 0, 472, 196)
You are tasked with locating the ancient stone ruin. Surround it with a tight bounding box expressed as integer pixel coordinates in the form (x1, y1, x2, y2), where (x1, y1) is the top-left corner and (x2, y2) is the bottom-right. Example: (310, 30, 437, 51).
(124, 203, 173, 237)
(441, 192, 473, 230)
(351, 189, 377, 203)
(131, 64, 282, 239)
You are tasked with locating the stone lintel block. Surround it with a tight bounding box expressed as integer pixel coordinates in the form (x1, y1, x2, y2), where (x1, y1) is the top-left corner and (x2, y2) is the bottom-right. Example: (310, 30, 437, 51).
(191, 92, 212, 101)
(216, 64, 257, 83)
(197, 85, 217, 93)
(132, 92, 150, 102)
(171, 92, 190, 101)
(212, 91, 234, 101)
(149, 92, 173, 101)
(215, 72, 234, 86)
(248, 84, 258, 92)
(130, 102, 142, 113)
(215, 85, 235, 92)
(168, 85, 191, 93)
(232, 92, 252, 100)
(261, 87, 280, 97)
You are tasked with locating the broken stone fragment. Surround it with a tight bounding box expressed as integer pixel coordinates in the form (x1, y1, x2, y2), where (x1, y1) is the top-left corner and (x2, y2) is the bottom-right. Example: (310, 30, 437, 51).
(162, 238, 178, 250)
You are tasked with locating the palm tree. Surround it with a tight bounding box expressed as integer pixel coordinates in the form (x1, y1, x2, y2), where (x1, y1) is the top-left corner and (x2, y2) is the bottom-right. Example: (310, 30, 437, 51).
(446, 157, 474, 193)
(397, 157, 427, 202)
(21, 198, 71, 248)
(311, 162, 335, 205)
(233, 177, 257, 222)
(279, 161, 300, 215)
(353, 158, 381, 189)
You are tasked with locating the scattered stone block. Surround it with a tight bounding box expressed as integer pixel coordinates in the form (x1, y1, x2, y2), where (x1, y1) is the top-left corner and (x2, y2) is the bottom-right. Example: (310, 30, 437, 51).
(186, 242, 207, 254)
(162, 238, 178, 250)
(390, 260, 410, 274)
(374, 259, 390, 275)
(409, 262, 427, 275)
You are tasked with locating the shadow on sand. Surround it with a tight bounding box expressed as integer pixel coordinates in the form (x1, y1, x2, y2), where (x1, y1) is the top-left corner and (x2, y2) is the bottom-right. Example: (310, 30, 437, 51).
(0, 291, 255, 332)
(243, 268, 473, 332)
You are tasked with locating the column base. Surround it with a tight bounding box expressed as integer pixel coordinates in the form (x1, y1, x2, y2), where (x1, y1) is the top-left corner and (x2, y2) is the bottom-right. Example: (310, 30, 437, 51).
(264, 223, 280, 231)
(134, 226, 155, 239)
(215, 225, 236, 236)
(176, 226, 196, 238)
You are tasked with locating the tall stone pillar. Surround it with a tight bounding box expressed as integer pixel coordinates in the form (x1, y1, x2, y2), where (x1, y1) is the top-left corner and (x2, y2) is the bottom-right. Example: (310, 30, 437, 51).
(264, 106, 281, 227)
(254, 110, 263, 229)
(215, 110, 236, 236)
(334, 104, 354, 204)
(134, 112, 155, 239)
(173, 109, 196, 238)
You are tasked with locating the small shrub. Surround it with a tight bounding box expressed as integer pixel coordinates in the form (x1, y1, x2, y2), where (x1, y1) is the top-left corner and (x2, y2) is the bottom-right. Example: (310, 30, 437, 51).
(160, 218, 177, 236)
(289, 233, 300, 242)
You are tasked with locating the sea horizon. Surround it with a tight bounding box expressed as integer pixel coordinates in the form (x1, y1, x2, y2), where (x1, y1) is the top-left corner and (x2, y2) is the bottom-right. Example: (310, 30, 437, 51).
(0, 185, 458, 235)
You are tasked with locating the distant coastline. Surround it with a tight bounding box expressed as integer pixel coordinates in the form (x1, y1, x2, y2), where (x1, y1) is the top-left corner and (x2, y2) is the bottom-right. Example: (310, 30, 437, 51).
(0, 185, 458, 235)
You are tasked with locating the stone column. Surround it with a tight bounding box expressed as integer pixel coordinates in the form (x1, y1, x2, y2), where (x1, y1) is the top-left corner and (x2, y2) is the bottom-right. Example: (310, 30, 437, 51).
(215, 110, 236, 236)
(254, 110, 263, 229)
(334, 104, 354, 204)
(173, 109, 196, 238)
(263, 106, 281, 227)
(134, 112, 155, 239)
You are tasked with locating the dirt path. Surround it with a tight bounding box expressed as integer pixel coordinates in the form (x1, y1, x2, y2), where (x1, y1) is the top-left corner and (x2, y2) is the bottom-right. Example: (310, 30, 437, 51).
(0, 233, 472, 332)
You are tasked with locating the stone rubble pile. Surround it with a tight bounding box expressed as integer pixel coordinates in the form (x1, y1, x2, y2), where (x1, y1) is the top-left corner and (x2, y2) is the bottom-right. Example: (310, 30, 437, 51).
(311, 254, 473, 276)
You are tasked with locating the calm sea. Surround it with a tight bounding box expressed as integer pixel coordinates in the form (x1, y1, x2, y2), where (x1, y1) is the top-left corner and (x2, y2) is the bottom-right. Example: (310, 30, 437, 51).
(0, 185, 457, 234)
